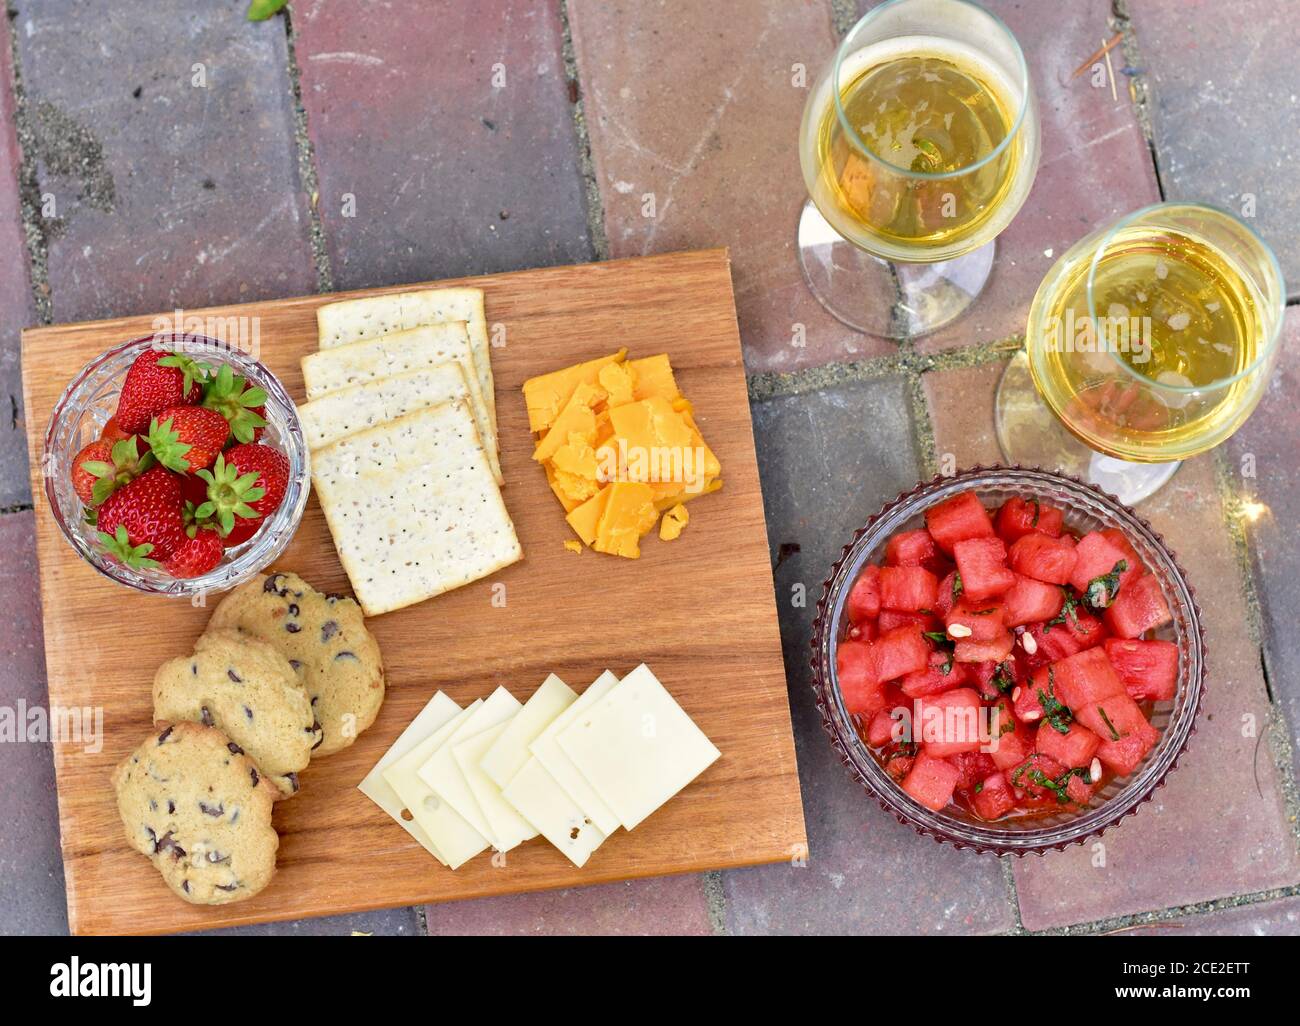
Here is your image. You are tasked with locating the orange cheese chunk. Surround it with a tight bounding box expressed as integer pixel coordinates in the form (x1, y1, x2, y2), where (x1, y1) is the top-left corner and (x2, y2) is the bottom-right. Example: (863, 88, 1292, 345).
(628, 354, 681, 404)
(598, 361, 636, 407)
(532, 381, 605, 464)
(565, 485, 611, 546)
(522, 349, 626, 434)
(659, 503, 689, 542)
(593, 482, 658, 559)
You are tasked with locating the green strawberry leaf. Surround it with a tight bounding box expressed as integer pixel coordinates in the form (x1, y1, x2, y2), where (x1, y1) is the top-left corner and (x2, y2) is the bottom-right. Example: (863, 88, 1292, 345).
(145, 415, 194, 473)
(97, 525, 159, 569)
(79, 460, 112, 478)
(156, 353, 211, 395)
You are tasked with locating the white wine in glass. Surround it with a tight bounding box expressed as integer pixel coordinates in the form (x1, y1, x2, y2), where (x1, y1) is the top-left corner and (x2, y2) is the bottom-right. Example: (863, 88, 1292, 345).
(997, 202, 1286, 503)
(798, 0, 1040, 338)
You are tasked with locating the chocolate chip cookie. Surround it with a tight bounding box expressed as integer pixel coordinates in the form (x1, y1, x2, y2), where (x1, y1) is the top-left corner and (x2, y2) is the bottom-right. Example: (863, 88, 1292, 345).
(112, 722, 280, 905)
(206, 571, 385, 756)
(153, 628, 320, 797)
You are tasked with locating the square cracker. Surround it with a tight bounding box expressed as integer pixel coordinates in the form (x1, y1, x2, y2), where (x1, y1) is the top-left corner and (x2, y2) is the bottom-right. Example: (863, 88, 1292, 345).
(315, 288, 496, 435)
(296, 361, 495, 471)
(300, 323, 501, 483)
(311, 401, 522, 617)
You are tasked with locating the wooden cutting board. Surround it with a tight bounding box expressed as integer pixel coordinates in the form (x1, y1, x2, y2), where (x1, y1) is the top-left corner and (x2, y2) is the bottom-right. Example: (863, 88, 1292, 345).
(20, 248, 806, 935)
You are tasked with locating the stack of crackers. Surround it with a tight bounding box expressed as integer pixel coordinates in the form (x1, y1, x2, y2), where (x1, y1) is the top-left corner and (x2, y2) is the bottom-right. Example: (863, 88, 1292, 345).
(298, 289, 522, 616)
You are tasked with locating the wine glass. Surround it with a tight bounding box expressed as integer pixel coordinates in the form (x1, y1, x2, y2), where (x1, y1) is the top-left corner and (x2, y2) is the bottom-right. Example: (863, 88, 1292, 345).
(996, 202, 1286, 504)
(797, 0, 1040, 339)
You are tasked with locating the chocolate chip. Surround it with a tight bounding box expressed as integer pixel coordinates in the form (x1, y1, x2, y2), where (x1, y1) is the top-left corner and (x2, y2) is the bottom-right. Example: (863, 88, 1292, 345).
(149, 799, 157, 811)
(288, 659, 302, 672)
(206, 851, 230, 864)
(182, 880, 190, 893)
(199, 801, 224, 817)
(321, 621, 339, 642)
(191, 662, 197, 675)
(228, 668, 242, 683)
(244, 705, 254, 720)
(157, 725, 174, 745)
(200, 707, 214, 727)
(227, 741, 244, 756)
(155, 831, 185, 859)
(250, 767, 259, 788)
(215, 882, 239, 892)
(286, 622, 301, 633)
(264, 573, 285, 594)
(286, 773, 300, 792)
(310, 721, 323, 750)
(326, 593, 343, 603)
(335, 651, 358, 662)
(167, 800, 175, 814)
(288, 603, 299, 616)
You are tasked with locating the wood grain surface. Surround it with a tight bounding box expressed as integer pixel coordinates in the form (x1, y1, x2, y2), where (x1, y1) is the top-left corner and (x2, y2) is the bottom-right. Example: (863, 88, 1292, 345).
(20, 248, 806, 935)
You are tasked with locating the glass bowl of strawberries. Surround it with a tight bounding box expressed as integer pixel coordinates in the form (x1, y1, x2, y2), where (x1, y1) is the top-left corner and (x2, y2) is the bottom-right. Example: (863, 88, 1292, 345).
(810, 466, 1206, 855)
(43, 333, 310, 597)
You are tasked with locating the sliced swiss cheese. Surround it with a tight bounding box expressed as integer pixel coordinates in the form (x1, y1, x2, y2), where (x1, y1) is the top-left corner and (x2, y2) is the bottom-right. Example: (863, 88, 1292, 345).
(556, 663, 720, 831)
(311, 402, 522, 617)
(479, 674, 578, 789)
(529, 671, 622, 836)
(296, 362, 496, 474)
(381, 699, 488, 870)
(358, 691, 462, 866)
(316, 288, 497, 437)
(501, 757, 607, 869)
(300, 322, 500, 483)
(453, 722, 537, 852)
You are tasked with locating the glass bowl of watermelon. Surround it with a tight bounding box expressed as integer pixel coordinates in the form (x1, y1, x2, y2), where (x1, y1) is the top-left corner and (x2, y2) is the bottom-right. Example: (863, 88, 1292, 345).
(810, 466, 1205, 855)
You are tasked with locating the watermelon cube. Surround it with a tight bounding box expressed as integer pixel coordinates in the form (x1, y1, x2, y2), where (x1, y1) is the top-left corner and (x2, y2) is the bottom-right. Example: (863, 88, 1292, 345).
(1025, 605, 1107, 661)
(1053, 646, 1126, 710)
(1103, 574, 1172, 639)
(1065, 771, 1100, 805)
(914, 688, 984, 757)
(953, 536, 1016, 601)
(1068, 531, 1140, 599)
(1101, 527, 1141, 569)
(1008, 533, 1078, 585)
(925, 491, 995, 555)
(945, 599, 1006, 642)
(971, 771, 1018, 820)
(1001, 574, 1065, 627)
(1095, 719, 1159, 776)
(1014, 667, 1048, 723)
(866, 707, 902, 747)
(968, 659, 1017, 701)
(884, 748, 916, 782)
(878, 609, 938, 633)
(948, 751, 997, 791)
(879, 564, 940, 613)
(846, 618, 877, 643)
(901, 750, 960, 812)
(872, 625, 932, 684)
(954, 630, 1014, 664)
(1074, 691, 1150, 747)
(1105, 638, 1179, 702)
(886, 528, 940, 568)
(836, 640, 885, 715)
(1034, 721, 1101, 768)
(1009, 752, 1069, 805)
(934, 570, 961, 619)
(846, 564, 881, 623)
(900, 650, 968, 698)
(995, 496, 1064, 544)
(988, 700, 1032, 770)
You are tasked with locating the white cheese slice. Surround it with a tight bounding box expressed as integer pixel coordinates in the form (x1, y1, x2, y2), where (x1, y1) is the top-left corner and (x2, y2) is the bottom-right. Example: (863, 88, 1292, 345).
(501, 757, 607, 868)
(529, 671, 622, 836)
(357, 691, 462, 865)
(556, 663, 720, 831)
(480, 674, 578, 789)
(453, 722, 537, 852)
(416, 686, 521, 849)
(382, 699, 488, 870)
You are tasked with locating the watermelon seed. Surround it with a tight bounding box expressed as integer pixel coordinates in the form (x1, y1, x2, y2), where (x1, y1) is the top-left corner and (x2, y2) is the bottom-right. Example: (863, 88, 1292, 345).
(1021, 631, 1038, 655)
(947, 623, 973, 639)
(1090, 758, 1102, 784)
(1011, 686, 1021, 702)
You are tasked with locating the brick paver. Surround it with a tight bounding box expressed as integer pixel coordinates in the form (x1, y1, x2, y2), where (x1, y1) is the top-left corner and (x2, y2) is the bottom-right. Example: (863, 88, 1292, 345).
(13, 1, 315, 322)
(293, 0, 591, 289)
(897, 0, 1160, 353)
(1136, 896, 1300, 937)
(0, 31, 34, 508)
(0, 512, 65, 934)
(921, 363, 1300, 930)
(425, 875, 714, 936)
(723, 377, 1017, 934)
(197, 906, 423, 936)
(570, 0, 897, 375)
(1225, 309, 1300, 780)
(1130, 0, 1300, 301)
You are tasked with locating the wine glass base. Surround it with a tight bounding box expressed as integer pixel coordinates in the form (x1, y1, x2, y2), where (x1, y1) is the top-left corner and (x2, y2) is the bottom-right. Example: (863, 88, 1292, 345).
(994, 350, 1181, 505)
(797, 199, 995, 340)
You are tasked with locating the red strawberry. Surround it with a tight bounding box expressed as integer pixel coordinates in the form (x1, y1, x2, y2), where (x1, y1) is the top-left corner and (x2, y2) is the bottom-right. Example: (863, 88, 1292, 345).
(191, 444, 286, 546)
(146, 406, 230, 472)
(96, 467, 186, 566)
(71, 435, 155, 506)
(116, 348, 209, 434)
(201, 364, 267, 445)
(163, 527, 224, 578)
(99, 415, 132, 444)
